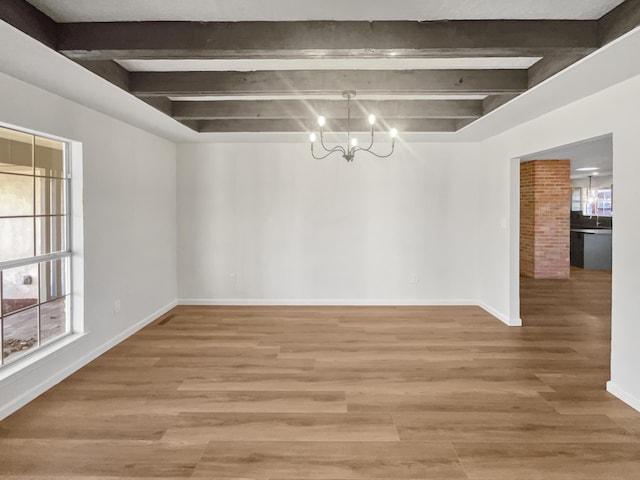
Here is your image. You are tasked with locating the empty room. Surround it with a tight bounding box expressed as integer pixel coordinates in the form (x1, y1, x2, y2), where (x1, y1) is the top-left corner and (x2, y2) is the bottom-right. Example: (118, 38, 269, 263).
(1, 1, 640, 478)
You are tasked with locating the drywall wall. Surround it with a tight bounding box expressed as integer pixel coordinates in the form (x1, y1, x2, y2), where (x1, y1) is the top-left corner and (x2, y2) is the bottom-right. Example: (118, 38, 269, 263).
(0, 72, 177, 419)
(572, 175, 614, 189)
(177, 141, 480, 305)
(476, 72, 640, 411)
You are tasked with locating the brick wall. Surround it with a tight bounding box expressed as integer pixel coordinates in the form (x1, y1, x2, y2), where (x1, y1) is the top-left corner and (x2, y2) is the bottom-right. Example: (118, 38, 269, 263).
(520, 160, 571, 279)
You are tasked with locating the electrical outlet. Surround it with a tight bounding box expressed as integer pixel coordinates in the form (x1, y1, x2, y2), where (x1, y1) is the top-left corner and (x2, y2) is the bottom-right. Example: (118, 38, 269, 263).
(410, 273, 419, 284)
(114, 299, 121, 314)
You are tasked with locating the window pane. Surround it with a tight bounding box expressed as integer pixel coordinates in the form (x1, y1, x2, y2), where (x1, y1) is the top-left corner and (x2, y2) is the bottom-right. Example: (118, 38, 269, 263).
(2, 306, 38, 362)
(0, 173, 33, 217)
(597, 188, 612, 215)
(0, 217, 34, 262)
(0, 127, 33, 175)
(571, 187, 581, 212)
(39, 258, 69, 302)
(1, 264, 39, 315)
(36, 215, 66, 255)
(35, 177, 66, 216)
(39, 296, 68, 344)
(0, 126, 71, 367)
(35, 137, 64, 178)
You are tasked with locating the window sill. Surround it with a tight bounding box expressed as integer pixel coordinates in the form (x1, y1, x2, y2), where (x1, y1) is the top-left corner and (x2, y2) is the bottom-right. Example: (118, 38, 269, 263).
(0, 331, 87, 382)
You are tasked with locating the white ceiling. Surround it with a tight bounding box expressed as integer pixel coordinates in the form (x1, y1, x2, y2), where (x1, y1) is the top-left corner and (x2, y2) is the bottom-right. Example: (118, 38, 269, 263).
(169, 94, 488, 102)
(117, 58, 541, 73)
(521, 135, 613, 177)
(26, 0, 626, 22)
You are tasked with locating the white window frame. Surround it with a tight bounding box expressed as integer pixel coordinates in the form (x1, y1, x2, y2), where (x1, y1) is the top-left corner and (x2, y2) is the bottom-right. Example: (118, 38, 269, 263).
(0, 125, 74, 368)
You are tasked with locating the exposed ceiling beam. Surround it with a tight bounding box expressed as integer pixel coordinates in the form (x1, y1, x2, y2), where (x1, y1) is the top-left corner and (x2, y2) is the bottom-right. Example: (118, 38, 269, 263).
(2, 0, 637, 136)
(131, 70, 528, 97)
(598, 0, 640, 45)
(178, 120, 200, 132)
(197, 118, 457, 133)
(57, 20, 599, 60)
(172, 99, 482, 120)
(76, 60, 131, 91)
(456, 118, 476, 131)
(482, 95, 519, 115)
(0, 0, 58, 48)
(527, 54, 587, 87)
(140, 96, 173, 117)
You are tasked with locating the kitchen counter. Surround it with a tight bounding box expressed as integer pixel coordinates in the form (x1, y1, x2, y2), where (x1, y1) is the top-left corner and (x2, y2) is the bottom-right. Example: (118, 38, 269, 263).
(570, 228, 612, 235)
(570, 229, 612, 270)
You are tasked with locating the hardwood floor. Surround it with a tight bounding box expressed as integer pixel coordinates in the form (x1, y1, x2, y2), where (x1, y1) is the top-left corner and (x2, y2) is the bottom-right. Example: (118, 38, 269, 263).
(1, 267, 638, 479)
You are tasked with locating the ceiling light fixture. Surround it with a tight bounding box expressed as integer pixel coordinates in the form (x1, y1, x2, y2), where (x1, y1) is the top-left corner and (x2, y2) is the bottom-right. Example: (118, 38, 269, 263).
(575, 167, 600, 171)
(309, 91, 397, 162)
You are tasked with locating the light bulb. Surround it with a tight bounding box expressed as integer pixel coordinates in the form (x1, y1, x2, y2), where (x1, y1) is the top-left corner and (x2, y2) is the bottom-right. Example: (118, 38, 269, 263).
(309, 133, 317, 143)
(318, 116, 326, 127)
(390, 128, 398, 138)
(351, 138, 358, 147)
(368, 114, 376, 125)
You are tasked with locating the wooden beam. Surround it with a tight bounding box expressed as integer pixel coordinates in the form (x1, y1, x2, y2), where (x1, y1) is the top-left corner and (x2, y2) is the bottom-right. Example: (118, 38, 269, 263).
(198, 118, 457, 133)
(131, 70, 527, 97)
(57, 20, 599, 60)
(75, 60, 131, 91)
(0, 0, 58, 48)
(527, 54, 587, 88)
(172, 99, 482, 120)
(456, 118, 477, 131)
(178, 120, 200, 132)
(598, 0, 640, 46)
(139, 96, 173, 116)
(482, 94, 520, 115)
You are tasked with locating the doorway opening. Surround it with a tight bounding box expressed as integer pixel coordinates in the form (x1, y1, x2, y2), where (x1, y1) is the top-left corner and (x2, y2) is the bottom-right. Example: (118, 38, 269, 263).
(517, 134, 613, 389)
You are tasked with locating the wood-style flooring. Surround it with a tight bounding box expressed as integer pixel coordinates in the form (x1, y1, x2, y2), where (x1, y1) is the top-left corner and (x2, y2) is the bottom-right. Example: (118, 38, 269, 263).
(1, 267, 638, 479)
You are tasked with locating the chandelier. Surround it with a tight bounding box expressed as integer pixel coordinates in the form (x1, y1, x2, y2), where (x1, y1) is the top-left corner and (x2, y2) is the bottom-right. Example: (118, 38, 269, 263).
(309, 91, 398, 162)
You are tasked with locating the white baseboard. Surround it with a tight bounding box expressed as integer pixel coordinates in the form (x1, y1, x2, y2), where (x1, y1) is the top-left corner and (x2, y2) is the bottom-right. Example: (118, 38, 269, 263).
(178, 298, 479, 306)
(479, 302, 521, 326)
(179, 299, 518, 326)
(0, 299, 177, 421)
(607, 381, 640, 413)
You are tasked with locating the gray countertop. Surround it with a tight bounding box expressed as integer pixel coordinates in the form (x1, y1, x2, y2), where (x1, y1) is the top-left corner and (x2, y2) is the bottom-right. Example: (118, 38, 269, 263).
(571, 228, 613, 235)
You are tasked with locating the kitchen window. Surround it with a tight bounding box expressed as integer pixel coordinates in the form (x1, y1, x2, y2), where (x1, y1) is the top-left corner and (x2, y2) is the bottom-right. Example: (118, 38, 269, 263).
(585, 187, 613, 216)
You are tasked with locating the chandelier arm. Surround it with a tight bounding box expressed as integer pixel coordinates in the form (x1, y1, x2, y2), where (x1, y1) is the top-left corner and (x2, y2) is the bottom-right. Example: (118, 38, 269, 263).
(354, 139, 396, 159)
(323, 145, 347, 155)
(318, 128, 338, 154)
(360, 125, 375, 152)
(317, 144, 347, 155)
(311, 143, 346, 160)
(317, 127, 347, 156)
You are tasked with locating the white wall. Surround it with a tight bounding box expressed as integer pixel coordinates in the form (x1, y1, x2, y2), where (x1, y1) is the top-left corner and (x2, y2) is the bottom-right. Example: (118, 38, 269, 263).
(572, 175, 613, 189)
(1, 20, 638, 418)
(476, 72, 640, 411)
(177, 142, 480, 305)
(0, 72, 177, 418)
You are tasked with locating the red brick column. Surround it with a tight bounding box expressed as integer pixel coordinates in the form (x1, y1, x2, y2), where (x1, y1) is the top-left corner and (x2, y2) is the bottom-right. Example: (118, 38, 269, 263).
(520, 160, 571, 279)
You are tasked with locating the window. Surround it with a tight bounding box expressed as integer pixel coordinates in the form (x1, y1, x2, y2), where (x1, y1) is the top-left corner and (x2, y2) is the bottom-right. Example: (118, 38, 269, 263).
(584, 187, 613, 216)
(0, 126, 71, 366)
(571, 187, 582, 211)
